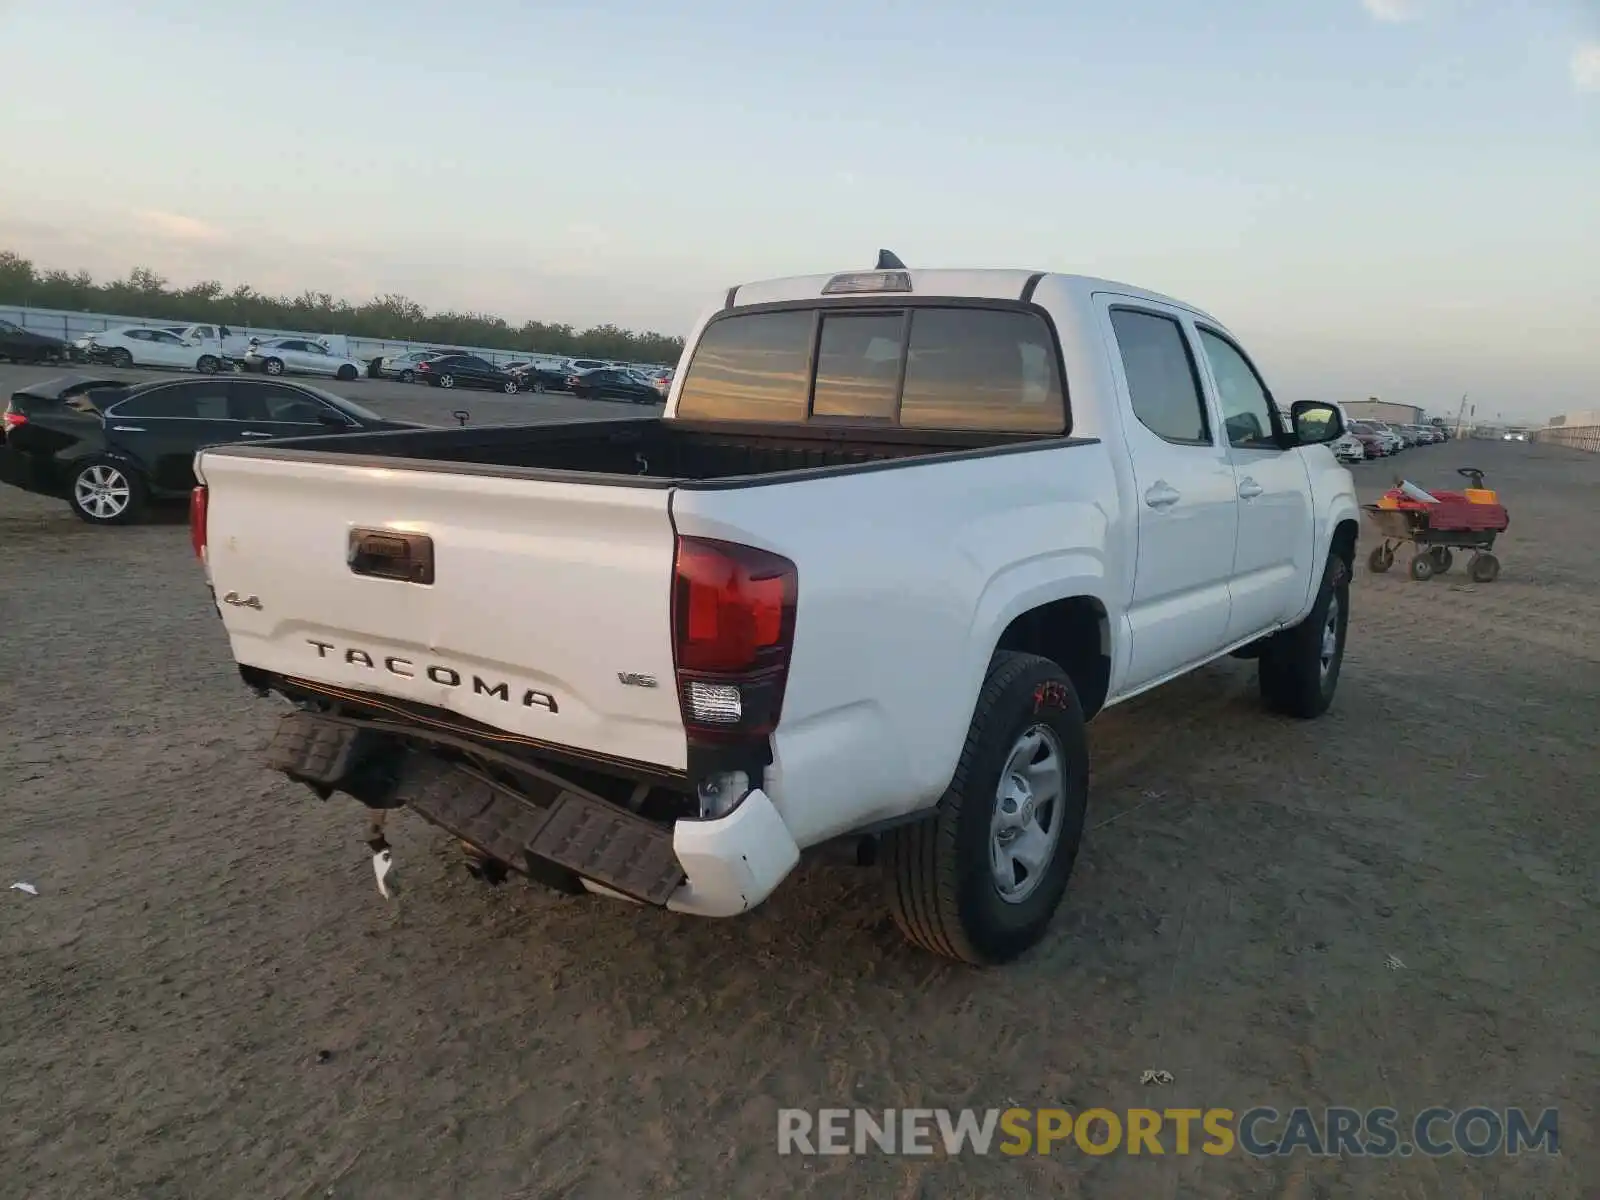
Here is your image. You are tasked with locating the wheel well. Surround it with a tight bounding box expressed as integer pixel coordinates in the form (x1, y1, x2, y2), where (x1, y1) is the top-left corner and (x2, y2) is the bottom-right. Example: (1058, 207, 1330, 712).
(994, 596, 1111, 719)
(1331, 518, 1359, 571)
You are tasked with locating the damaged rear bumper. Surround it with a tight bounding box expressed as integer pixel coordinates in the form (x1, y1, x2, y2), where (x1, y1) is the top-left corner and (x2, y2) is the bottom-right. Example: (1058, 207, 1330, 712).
(263, 709, 798, 916)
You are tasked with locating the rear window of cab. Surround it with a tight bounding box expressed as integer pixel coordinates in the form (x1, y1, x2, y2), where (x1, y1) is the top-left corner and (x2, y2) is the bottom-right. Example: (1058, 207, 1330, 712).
(674, 304, 1067, 433)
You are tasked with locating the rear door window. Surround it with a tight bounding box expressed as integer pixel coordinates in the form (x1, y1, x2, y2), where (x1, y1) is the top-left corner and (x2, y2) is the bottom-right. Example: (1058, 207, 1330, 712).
(111, 383, 229, 419)
(898, 308, 1063, 432)
(1108, 308, 1211, 445)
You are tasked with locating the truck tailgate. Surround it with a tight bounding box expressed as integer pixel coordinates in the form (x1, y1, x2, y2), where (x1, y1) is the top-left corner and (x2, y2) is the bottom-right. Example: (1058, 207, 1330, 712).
(198, 450, 687, 771)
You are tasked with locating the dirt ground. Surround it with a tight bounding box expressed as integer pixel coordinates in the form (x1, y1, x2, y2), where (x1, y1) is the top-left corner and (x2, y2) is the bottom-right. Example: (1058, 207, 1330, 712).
(1, 368, 1595, 1199)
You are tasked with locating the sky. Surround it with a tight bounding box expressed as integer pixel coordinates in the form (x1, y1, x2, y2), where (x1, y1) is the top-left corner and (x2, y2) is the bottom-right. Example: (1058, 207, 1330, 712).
(0, 0, 1595, 421)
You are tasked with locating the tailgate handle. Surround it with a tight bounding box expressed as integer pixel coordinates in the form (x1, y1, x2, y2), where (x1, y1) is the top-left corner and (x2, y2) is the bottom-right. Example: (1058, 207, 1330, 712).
(348, 528, 435, 585)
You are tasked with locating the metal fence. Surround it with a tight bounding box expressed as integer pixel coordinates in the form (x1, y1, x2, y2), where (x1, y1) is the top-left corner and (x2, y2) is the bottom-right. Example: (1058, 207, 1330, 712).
(0, 304, 666, 372)
(1531, 425, 1600, 453)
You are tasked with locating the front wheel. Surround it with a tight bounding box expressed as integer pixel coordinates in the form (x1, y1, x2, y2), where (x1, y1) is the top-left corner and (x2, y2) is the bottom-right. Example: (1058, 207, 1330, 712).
(1368, 545, 1394, 573)
(1468, 552, 1501, 583)
(502, 379, 519, 394)
(68, 458, 147, 526)
(882, 652, 1089, 965)
(336, 364, 358, 381)
(400, 370, 415, 383)
(1428, 546, 1454, 574)
(196, 354, 220, 374)
(1259, 553, 1349, 719)
(263, 357, 284, 376)
(439, 374, 455, 389)
(109, 347, 134, 369)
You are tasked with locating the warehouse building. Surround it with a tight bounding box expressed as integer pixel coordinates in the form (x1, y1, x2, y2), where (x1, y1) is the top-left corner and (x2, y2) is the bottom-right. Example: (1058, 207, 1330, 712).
(1344, 397, 1425, 425)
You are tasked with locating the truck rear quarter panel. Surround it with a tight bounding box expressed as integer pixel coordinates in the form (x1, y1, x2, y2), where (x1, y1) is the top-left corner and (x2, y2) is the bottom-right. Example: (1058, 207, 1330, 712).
(671, 444, 1121, 848)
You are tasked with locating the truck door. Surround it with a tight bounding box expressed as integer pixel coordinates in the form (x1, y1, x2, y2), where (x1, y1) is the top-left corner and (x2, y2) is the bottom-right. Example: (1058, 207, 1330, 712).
(1102, 301, 1240, 690)
(1192, 327, 1316, 642)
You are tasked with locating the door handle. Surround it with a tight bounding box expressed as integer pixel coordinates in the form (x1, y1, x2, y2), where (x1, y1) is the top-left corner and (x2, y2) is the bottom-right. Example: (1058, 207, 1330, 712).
(111, 425, 147, 432)
(1238, 478, 1264, 501)
(240, 430, 273, 438)
(1144, 481, 1181, 509)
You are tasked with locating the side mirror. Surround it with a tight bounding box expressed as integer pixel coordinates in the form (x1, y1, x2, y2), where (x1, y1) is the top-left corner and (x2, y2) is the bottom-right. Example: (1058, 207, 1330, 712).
(1290, 401, 1343, 446)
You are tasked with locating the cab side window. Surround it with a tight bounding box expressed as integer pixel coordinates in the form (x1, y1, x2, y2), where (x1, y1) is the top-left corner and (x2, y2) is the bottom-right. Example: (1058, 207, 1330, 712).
(1197, 329, 1280, 450)
(1109, 308, 1211, 445)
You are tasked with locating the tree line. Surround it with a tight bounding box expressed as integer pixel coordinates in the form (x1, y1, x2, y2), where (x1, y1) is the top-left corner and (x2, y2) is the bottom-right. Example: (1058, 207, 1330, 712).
(0, 251, 686, 364)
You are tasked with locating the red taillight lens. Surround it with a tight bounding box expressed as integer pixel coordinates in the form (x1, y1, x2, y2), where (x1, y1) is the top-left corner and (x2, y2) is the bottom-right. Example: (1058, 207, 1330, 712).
(672, 536, 797, 739)
(2, 410, 25, 429)
(417, 362, 432, 371)
(189, 485, 208, 561)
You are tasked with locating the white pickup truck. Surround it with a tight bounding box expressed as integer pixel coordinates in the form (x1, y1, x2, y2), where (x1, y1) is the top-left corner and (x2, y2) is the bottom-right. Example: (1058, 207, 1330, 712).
(190, 261, 1359, 965)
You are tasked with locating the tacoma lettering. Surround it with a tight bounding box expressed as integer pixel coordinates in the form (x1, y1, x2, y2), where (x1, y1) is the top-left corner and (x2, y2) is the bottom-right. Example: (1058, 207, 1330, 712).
(303, 639, 558, 712)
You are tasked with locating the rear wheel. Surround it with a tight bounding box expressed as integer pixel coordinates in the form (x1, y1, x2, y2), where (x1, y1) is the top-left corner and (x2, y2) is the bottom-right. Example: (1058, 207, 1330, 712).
(263, 357, 284, 376)
(1468, 552, 1500, 583)
(1367, 545, 1394, 573)
(1428, 546, 1454, 573)
(68, 458, 147, 526)
(196, 354, 220, 374)
(882, 652, 1088, 965)
(439, 374, 455, 389)
(502, 378, 519, 394)
(1259, 553, 1349, 718)
(400, 369, 415, 383)
(1408, 553, 1435, 582)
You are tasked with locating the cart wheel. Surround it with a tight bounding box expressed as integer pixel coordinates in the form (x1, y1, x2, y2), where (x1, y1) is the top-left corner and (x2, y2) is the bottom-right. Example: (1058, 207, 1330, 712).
(1468, 553, 1500, 583)
(1428, 546, 1454, 574)
(1367, 546, 1394, 574)
(1408, 553, 1435, 582)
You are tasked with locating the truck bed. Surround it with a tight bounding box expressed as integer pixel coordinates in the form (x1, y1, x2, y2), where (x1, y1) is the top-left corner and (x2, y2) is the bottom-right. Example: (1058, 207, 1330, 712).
(206, 416, 1068, 487)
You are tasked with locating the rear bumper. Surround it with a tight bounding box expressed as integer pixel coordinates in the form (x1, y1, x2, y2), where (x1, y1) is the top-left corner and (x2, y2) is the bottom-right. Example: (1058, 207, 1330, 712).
(666, 791, 800, 916)
(0, 447, 64, 496)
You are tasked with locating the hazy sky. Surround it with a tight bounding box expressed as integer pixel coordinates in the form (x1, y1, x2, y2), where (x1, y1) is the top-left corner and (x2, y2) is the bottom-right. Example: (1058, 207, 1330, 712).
(1, 0, 1595, 420)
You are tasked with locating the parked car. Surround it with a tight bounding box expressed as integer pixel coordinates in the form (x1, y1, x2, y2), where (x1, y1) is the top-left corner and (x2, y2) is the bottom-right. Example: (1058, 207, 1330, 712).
(566, 358, 611, 374)
(415, 354, 522, 393)
(376, 349, 454, 383)
(1358, 421, 1405, 454)
(241, 337, 366, 381)
(503, 361, 570, 393)
(1330, 430, 1366, 463)
(190, 261, 1358, 966)
(0, 318, 69, 364)
(1345, 423, 1388, 458)
(566, 367, 662, 404)
(75, 325, 233, 373)
(1, 374, 422, 526)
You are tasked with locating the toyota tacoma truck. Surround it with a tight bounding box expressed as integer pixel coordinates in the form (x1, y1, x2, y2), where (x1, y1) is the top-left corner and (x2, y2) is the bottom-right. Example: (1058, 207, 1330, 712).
(189, 258, 1359, 965)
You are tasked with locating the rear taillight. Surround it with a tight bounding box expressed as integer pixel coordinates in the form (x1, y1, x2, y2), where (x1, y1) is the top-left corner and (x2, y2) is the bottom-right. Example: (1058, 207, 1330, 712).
(189, 485, 208, 561)
(1, 410, 25, 429)
(417, 362, 432, 371)
(672, 536, 797, 741)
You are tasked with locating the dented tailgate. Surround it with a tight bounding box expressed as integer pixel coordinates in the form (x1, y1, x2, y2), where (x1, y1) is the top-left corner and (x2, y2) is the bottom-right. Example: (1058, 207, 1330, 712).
(197, 449, 688, 771)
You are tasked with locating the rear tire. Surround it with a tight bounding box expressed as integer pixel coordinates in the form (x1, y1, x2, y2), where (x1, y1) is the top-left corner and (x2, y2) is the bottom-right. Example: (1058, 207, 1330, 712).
(439, 374, 455, 389)
(1408, 553, 1435, 582)
(263, 357, 284, 376)
(67, 457, 147, 526)
(1428, 546, 1454, 573)
(502, 379, 519, 394)
(1468, 552, 1500, 583)
(882, 652, 1089, 965)
(400, 370, 415, 383)
(1259, 553, 1349, 719)
(1368, 545, 1394, 573)
(196, 354, 220, 374)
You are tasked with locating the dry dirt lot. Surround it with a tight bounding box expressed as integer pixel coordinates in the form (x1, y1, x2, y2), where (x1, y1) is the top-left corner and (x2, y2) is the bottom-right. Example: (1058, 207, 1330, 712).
(2, 372, 1596, 1199)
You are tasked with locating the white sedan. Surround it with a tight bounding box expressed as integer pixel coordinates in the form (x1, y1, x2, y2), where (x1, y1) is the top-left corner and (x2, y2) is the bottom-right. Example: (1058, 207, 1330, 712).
(242, 337, 364, 381)
(78, 326, 227, 373)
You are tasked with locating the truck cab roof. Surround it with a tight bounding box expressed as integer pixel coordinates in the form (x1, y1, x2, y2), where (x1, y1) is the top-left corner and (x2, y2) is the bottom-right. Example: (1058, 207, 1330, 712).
(728, 268, 1219, 325)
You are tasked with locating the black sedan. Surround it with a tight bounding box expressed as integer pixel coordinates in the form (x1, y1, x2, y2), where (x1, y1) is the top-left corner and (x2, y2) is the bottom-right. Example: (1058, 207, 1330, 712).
(0, 318, 69, 364)
(502, 361, 570, 393)
(0, 374, 423, 526)
(414, 354, 522, 393)
(568, 368, 661, 405)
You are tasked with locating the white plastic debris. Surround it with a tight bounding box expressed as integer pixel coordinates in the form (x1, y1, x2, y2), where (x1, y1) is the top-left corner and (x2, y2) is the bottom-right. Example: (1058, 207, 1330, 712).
(11, 882, 38, 896)
(1141, 1070, 1174, 1086)
(373, 849, 396, 900)
(1384, 954, 1406, 971)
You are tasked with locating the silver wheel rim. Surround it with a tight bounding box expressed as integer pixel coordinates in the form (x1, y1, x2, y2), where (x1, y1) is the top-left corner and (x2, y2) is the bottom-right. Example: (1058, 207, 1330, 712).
(1320, 594, 1340, 680)
(266, 360, 281, 375)
(441, 376, 454, 388)
(75, 465, 131, 519)
(990, 724, 1066, 904)
(504, 380, 516, 393)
